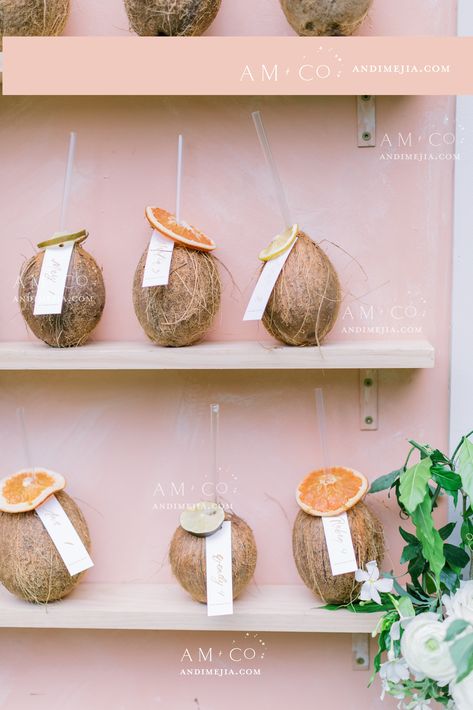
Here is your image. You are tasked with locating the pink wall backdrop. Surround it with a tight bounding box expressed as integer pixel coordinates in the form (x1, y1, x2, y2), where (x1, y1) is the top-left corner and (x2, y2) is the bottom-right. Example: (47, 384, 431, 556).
(65, 0, 457, 37)
(0, 95, 456, 709)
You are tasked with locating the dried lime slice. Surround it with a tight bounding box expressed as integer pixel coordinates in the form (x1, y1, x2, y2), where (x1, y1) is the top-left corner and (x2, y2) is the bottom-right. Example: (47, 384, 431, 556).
(258, 224, 298, 262)
(37, 229, 88, 250)
(180, 502, 225, 537)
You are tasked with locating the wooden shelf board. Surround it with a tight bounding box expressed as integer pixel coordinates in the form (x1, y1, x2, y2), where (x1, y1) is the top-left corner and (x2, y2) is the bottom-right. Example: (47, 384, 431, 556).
(0, 584, 381, 633)
(0, 339, 435, 371)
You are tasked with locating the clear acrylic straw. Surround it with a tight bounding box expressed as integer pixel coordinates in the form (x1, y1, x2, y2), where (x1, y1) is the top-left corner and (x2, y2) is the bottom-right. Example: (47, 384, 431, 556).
(315, 388, 330, 475)
(59, 131, 77, 233)
(210, 403, 220, 504)
(176, 134, 184, 225)
(252, 111, 293, 230)
(16, 407, 34, 472)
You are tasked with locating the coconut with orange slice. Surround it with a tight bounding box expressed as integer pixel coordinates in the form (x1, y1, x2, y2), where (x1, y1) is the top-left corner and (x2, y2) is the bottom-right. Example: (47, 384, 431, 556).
(133, 207, 221, 347)
(292, 466, 385, 604)
(0, 469, 91, 603)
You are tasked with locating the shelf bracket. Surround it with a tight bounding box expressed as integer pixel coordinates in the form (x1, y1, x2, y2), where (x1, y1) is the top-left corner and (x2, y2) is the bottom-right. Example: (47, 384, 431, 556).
(360, 369, 378, 430)
(352, 633, 371, 670)
(357, 96, 376, 147)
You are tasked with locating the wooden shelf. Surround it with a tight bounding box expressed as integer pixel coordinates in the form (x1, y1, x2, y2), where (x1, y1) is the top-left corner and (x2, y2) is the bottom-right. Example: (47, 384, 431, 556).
(0, 584, 381, 633)
(0, 339, 435, 371)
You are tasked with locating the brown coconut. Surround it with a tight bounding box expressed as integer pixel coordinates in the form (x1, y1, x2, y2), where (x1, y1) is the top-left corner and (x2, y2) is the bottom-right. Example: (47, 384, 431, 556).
(18, 244, 106, 348)
(124, 0, 221, 36)
(0, 0, 69, 50)
(169, 511, 257, 603)
(133, 244, 221, 347)
(0, 491, 91, 604)
(280, 0, 372, 36)
(293, 501, 384, 605)
(263, 232, 341, 346)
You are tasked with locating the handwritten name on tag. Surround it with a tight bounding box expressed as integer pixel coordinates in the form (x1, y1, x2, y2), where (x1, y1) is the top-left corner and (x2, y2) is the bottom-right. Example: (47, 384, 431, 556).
(322, 513, 358, 577)
(142, 231, 174, 287)
(36, 495, 94, 577)
(34, 241, 74, 315)
(205, 521, 233, 617)
(243, 239, 296, 321)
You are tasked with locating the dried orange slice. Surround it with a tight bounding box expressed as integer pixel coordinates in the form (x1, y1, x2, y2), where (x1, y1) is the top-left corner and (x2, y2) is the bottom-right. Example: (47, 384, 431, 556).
(0, 469, 66, 513)
(145, 207, 216, 252)
(296, 466, 368, 517)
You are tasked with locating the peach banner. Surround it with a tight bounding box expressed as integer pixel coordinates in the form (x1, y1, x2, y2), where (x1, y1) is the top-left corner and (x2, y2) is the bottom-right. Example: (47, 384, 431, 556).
(3, 36, 473, 96)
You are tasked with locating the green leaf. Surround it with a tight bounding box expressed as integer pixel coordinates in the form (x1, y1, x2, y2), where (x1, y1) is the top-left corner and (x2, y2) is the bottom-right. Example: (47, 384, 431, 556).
(444, 544, 471, 570)
(445, 619, 471, 642)
(432, 468, 463, 492)
(440, 564, 461, 592)
(450, 633, 473, 682)
(461, 519, 473, 549)
(397, 596, 415, 618)
(369, 469, 401, 494)
(400, 543, 421, 563)
(439, 522, 456, 540)
(457, 439, 473, 501)
(399, 527, 419, 545)
(408, 554, 426, 581)
(399, 457, 432, 513)
(411, 494, 445, 582)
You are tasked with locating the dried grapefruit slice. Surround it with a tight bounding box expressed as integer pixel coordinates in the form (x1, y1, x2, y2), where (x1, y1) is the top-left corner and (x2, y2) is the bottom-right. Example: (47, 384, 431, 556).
(0, 469, 66, 513)
(296, 466, 368, 517)
(145, 207, 216, 252)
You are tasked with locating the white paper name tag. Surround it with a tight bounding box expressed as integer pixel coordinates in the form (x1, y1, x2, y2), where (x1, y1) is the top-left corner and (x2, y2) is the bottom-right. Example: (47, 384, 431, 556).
(243, 239, 297, 321)
(34, 241, 74, 316)
(142, 231, 174, 287)
(205, 521, 233, 617)
(36, 495, 94, 577)
(322, 513, 358, 576)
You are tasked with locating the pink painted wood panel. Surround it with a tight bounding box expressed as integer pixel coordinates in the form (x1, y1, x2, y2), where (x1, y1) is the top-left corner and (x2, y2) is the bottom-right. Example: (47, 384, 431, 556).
(0, 94, 455, 709)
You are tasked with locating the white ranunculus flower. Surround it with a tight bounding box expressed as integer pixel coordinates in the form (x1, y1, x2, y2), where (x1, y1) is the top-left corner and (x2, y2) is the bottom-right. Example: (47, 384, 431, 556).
(451, 670, 473, 710)
(400, 613, 456, 687)
(443, 581, 473, 626)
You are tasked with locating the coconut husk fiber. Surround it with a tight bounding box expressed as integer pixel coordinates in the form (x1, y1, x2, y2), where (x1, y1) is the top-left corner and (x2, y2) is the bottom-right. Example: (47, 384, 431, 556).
(18, 244, 106, 348)
(263, 232, 341, 347)
(0, 0, 69, 50)
(133, 244, 221, 347)
(0, 491, 91, 604)
(293, 501, 385, 605)
(169, 511, 257, 603)
(124, 0, 221, 36)
(280, 0, 372, 36)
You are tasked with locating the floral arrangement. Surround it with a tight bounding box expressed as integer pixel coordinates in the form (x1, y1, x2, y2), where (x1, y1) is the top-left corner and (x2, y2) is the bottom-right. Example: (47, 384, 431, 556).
(339, 434, 473, 709)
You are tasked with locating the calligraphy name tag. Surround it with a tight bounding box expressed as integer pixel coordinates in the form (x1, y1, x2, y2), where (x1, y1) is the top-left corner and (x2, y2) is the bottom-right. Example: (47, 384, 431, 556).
(322, 513, 358, 576)
(205, 521, 233, 617)
(36, 495, 94, 577)
(243, 239, 297, 321)
(142, 231, 174, 287)
(34, 241, 74, 316)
